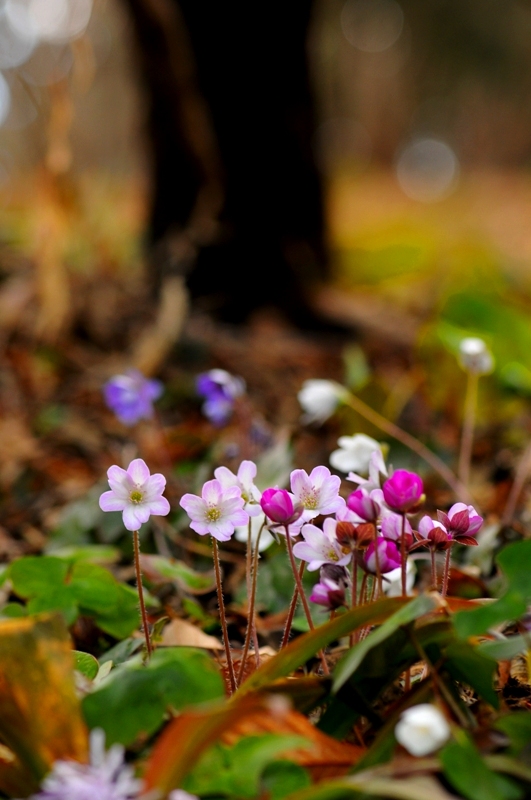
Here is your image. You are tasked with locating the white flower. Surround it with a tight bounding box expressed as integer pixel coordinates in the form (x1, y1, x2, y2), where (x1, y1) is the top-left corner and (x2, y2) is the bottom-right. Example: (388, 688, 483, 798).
(395, 704, 451, 756)
(179, 479, 249, 542)
(214, 460, 262, 516)
(99, 458, 170, 532)
(298, 379, 347, 424)
(330, 434, 382, 475)
(458, 337, 494, 375)
(28, 728, 141, 800)
(169, 792, 199, 800)
(382, 559, 416, 597)
(234, 513, 275, 551)
(290, 465, 345, 522)
(293, 518, 352, 571)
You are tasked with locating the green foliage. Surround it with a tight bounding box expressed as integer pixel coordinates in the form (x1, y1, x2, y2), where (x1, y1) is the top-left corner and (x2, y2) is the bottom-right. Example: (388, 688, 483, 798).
(183, 735, 310, 799)
(453, 540, 531, 638)
(7, 555, 142, 637)
(440, 732, 523, 800)
(73, 651, 99, 680)
(82, 647, 225, 746)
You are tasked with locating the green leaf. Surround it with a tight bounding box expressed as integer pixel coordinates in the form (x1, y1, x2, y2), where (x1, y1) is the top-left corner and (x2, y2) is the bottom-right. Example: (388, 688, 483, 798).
(0, 603, 27, 618)
(27, 587, 78, 627)
(47, 545, 120, 564)
(444, 641, 498, 708)
(440, 733, 523, 800)
(261, 761, 311, 800)
(494, 712, 531, 756)
(237, 596, 413, 695)
(141, 555, 216, 594)
(333, 594, 438, 693)
(82, 647, 225, 746)
(9, 557, 70, 597)
(92, 582, 144, 639)
(477, 636, 528, 661)
(70, 562, 121, 614)
(73, 651, 99, 680)
(454, 541, 531, 638)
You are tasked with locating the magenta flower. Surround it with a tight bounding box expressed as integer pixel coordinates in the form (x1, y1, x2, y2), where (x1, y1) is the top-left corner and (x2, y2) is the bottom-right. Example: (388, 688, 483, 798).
(196, 369, 245, 426)
(290, 466, 345, 522)
(346, 487, 380, 522)
(103, 369, 163, 426)
(293, 518, 352, 571)
(99, 458, 170, 532)
(364, 538, 402, 574)
(260, 488, 303, 525)
(180, 479, 248, 542)
(214, 460, 262, 516)
(382, 470, 423, 512)
(438, 502, 483, 540)
(310, 577, 346, 610)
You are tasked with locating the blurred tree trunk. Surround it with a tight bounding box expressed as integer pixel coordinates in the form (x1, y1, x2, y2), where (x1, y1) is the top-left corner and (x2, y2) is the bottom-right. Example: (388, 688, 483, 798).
(122, 0, 329, 325)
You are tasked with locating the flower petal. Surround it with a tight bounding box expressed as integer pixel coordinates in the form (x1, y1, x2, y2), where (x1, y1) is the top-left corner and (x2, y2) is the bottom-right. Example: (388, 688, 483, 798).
(202, 479, 222, 504)
(145, 497, 170, 517)
(179, 494, 206, 521)
(122, 505, 144, 531)
(144, 473, 167, 500)
(127, 458, 150, 486)
(99, 491, 126, 512)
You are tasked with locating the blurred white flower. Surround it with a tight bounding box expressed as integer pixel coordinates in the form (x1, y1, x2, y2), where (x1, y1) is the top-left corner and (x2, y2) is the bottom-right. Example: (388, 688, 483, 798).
(382, 558, 416, 597)
(298, 379, 347, 424)
(458, 337, 494, 375)
(234, 513, 275, 551)
(395, 704, 451, 756)
(330, 434, 381, 474)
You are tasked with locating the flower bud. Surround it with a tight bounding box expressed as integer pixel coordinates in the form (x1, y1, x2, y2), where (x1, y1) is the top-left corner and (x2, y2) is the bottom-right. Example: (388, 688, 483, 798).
(382, 470, 424, 513)
(363, 538, 402, 574)
(347, 488, 380, 522)
(260, 488, 302, 524)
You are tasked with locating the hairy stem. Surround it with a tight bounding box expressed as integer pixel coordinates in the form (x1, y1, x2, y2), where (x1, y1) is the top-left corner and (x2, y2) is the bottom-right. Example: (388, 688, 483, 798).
(441, 548, 452, 598)
(281, 561, 304, 649)
(237, 522, 264, 682)
(211, 537, 237, 694)
(133, 529, 152, 659)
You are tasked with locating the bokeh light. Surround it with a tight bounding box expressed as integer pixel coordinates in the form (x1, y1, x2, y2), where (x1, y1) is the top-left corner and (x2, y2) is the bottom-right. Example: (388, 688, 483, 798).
(395, 138, 459, 202)
(341, 0, 404, 53)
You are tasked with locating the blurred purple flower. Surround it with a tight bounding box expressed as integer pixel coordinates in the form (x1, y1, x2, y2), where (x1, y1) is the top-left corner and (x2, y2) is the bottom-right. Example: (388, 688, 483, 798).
(346, 487, 380, 522)
(196, 369, 245, 426)
(103, 369, 163, 426)
(27, 728, 141, 800)
(310, 577, 346, 610)
(180, 479, 248, 542)
(363, 538, 402, 574)
(99, 458, 170, 532)
(382, 470, 423, 513)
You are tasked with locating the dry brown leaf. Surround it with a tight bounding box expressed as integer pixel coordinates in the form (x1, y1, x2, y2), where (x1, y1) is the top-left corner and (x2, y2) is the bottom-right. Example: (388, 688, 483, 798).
(160, 618, 223, 649)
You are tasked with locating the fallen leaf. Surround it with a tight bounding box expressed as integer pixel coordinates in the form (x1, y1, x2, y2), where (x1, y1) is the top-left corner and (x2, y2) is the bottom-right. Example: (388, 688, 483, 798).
(160, 618, 223, 649)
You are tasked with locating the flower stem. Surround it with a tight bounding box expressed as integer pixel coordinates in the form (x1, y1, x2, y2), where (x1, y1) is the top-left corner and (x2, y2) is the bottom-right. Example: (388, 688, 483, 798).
(458, 371, 478, 489)
(431, 549, 437, 590)
(237, 522, 264, 682)
(372, 522, 382, 597)
(349, 552, 358, 647)
(211, 537, 237, 694)
(441, 548, 452, 598)
(133, 530, 152, 659)
(345, 393, 471, 502)
(284, 526, 329, 675)
(281, 562, 304, 649)
(400, 513, 407, 598)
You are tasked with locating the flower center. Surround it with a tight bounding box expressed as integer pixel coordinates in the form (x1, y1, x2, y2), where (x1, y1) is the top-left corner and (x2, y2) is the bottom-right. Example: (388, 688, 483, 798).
(327, 548, 339, 562)
(130, 490, 144, 504)
(301, 489, 319, 510)
(206, 506, 221, 522)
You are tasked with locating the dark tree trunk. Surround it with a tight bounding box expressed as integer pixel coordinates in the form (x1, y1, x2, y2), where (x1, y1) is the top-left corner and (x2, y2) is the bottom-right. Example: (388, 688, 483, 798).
(123, 0, 329, 325)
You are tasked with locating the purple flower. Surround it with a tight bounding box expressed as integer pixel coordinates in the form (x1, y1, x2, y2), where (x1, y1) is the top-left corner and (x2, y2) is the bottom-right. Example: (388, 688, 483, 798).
(363, 538, 402, 574)
(310, 577, 346, 610)
(416, 515, 452, 551)
(196, 369, 245, 426)
(382, 470, 423, 513)
(27, 728, 141, 800)
(438, 502, 483, 539)
(103, 369, 163, 426)
(99, 458, 170, 532)
(260, 488, 303, 526)
(293, 518, 352, 571)
(290, 466, 345, 522)
(346, 487, 380, 522)
(214, 460, 262, 516)
(180, 479, 248, 542)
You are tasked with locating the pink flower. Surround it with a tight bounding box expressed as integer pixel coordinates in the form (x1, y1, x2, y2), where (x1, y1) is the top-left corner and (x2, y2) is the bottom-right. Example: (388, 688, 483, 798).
(180, 479, 248, 542)
(293, 518, 352, 571)
(214, 460, 262, 516)
(346, 487, 380, 522)
(380, 508, 412, 541)
(416, 515, 452, 551)
(290, 466, 345, 522)
(260, 488, 302, 525)
(363, 538, 402, 574)
(310, 578, 346, 610)
(438, 503, 483, 538)
(382, 470, 423, 512)
(99, 458, 170, 532)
